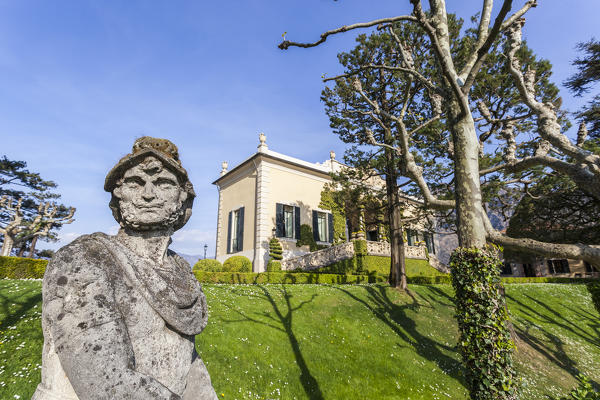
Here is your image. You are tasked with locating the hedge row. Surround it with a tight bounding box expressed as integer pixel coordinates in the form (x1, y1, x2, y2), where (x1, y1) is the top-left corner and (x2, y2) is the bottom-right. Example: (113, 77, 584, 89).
(1, 255, 597, 286)
(0, 256, 48, 279)
(193, 271, 386, 284)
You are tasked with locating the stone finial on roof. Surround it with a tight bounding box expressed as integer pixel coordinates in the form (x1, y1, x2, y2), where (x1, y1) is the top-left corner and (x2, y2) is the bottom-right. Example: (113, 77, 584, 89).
(330, 150, 336, 160)
(258, 132, 268, 152)
(221, 161, 228, 176)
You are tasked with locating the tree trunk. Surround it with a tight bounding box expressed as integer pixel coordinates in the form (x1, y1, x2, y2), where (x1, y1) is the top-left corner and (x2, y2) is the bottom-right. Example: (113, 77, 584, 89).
(385, 149, 407, 290)
(17, 242, 27, 257)
(0, 235, 14, 257)
(448, 101, 487, 248)
(28, 236, 38, 258)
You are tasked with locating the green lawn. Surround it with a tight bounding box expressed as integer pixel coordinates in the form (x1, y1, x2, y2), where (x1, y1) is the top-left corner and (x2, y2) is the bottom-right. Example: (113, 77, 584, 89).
(0, 280, 598, 399)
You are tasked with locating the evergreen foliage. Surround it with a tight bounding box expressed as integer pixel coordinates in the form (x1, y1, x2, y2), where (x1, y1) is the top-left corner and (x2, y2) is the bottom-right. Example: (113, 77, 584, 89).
(223, 255, 252, 272)
(564, 38, 600, 138)
(559, 374, 600, 400)
(193, 259, 223, 272)
(507, 173, 600, 245)
(318, 187, 347, 243)
(296, 224, 318, 251)
(0, 256, 47, 279)
(266, 260, 282, 272)
(268, 237, 283, 260)
(449, 246, 517, 400)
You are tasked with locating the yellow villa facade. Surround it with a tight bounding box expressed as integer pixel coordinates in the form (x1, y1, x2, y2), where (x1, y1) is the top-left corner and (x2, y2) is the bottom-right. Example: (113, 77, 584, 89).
(213, 134, 348, 272)
(213, 133, 438, 272)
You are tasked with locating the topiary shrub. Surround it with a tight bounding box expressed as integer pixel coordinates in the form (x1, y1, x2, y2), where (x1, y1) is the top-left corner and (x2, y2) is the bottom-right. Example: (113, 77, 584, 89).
(266, 260, 282, 272)
(269, 237, 283, 260)
(223, 255, 252, 272)
(449, 246, 517, 400)
(353, 239, 367, 274)
(192, 259, 223, 272)
(0, 256, 47, 279)
(296, 224, 318, 251)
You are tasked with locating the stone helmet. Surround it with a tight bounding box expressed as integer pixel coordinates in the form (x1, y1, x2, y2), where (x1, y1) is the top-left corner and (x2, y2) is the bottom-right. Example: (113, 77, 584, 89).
(104, 136, 196, 231)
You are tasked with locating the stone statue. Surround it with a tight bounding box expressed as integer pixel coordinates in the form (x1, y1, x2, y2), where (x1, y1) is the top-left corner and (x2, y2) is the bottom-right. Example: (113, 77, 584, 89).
(32, 137, 217, 400)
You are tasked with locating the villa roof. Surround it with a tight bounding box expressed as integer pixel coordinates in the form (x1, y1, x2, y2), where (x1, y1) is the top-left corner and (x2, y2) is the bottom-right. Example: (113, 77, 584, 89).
(212, 136, 342, 185)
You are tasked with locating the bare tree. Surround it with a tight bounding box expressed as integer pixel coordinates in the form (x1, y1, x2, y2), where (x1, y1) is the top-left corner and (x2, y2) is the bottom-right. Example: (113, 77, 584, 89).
(0, 195, 75, 257)
(279, 0, 600, 266)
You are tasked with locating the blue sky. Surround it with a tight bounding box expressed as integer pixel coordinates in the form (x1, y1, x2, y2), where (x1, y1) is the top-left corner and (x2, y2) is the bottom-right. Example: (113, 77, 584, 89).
(1, 1, 598, 257)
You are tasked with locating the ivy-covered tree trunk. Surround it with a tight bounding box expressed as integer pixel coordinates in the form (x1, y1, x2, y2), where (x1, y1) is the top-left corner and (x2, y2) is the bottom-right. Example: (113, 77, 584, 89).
(450, 247, 517, 400)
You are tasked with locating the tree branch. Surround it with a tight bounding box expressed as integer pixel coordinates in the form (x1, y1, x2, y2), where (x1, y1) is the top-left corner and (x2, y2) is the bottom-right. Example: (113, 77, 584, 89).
(278, 15, 417, 50)
(483, 213, 600, 266)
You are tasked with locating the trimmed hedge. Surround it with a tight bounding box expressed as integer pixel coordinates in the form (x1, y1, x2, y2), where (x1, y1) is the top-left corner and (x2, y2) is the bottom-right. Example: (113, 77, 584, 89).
(223, 256, 252, 272)
(313, 254, 445, 278)
(266, 260, 282, 272)
(192, 259, 223, 272)
(194, 271, 385, 284)
(0, 256, 47, 279)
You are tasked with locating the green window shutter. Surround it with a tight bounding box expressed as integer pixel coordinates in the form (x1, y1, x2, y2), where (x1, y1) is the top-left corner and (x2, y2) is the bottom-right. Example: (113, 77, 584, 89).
(276, 203, 284, 237)
(328, 213, 334, 243)
(227, 211, 232, 254)
(237, 207, 245, 252)
(312, 210, 319, 242)
(294, 206, 301, 239)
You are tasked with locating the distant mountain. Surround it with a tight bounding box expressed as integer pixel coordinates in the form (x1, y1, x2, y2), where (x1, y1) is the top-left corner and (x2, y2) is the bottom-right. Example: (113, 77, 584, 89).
(176, 253, 204, 267)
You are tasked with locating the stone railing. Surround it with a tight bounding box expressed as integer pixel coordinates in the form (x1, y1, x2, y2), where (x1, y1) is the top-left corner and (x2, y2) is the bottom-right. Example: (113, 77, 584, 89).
(366, 241, 390, 256)
(405, 245, 428, 260)
(282, 240, 431, 271)
(281, 241, 355, 271)
(366, 240, 428, 260)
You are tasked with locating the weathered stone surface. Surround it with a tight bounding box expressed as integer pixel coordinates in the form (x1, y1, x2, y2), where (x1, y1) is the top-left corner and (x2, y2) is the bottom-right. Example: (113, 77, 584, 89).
(33, 137, 217, 400)
(282, 240, 437, 271)
(281, 242, 355, 270)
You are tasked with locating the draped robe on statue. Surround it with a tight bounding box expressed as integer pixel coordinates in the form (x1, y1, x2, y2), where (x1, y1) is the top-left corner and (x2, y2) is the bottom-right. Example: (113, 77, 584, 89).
(32, 232, 217, 400)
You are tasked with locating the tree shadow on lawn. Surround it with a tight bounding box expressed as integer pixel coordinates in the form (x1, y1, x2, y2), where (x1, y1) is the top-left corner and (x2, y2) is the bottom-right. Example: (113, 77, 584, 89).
(506, 293, 600, 387)
(507, 293, 600, 348)
(0, 287, 42, 330)
(221, 285, 324, 400)
(333, 285, 466, 388)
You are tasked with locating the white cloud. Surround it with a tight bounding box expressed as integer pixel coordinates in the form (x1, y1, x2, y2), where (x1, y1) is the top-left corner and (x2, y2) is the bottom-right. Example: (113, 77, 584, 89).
(171, 229, 215, 256)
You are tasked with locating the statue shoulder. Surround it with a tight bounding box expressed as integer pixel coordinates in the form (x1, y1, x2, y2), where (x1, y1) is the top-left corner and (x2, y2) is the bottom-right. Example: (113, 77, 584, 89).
(167, 249, 192, 269)
(44, 232, 117, 294)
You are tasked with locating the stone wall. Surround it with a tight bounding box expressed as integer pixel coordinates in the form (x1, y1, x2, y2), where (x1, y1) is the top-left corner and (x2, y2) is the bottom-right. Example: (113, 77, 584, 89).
(366, 241, 390, 257)
(281, 241, 354, 271)
(282, 240, 432, 271)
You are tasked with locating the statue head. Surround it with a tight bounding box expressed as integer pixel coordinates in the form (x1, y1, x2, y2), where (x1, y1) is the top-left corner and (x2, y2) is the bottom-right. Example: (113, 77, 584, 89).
(104, 137, 195, 231)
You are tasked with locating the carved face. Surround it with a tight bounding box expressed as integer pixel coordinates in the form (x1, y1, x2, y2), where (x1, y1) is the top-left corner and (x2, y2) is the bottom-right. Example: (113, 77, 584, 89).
(113, 156, 187, 231)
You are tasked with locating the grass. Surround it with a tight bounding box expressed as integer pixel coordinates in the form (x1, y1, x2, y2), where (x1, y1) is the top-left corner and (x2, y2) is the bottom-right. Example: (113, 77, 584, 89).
(0, 280, 598, 399)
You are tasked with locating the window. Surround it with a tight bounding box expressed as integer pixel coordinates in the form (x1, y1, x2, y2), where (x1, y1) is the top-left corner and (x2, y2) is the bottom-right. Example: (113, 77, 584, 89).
(312, 210, 333, 243)
(584, 262, 598, 273)
(406, 230, 436, 255)
(284, 205, 294, 238)
(423, 232, 435, 255)
(276, 203, 300, 239)
(317, 212, 327, 242)
(227, 207, 244, 253)
(547, 259, 570, 274)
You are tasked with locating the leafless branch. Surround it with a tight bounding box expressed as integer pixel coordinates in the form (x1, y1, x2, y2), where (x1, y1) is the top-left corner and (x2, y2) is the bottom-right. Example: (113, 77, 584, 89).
(278, 15, 417, 50)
